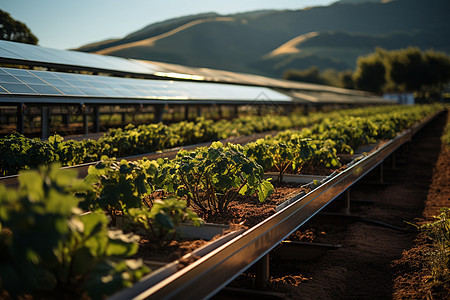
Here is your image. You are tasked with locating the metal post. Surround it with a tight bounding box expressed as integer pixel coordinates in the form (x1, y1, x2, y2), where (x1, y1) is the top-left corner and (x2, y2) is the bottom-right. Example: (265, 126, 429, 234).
(197, 106, 202, 118)
(234, 106, 239, 118)
(62, 113, 69, 127)
(255, 254, 270, 289)
(83, 109, 89, 135)
(17, 103, 25, 134)
(184, 105, 189, 120)
(41, 106, 49, 139)
(304, 104, 311, 116)
(218, 105, 223, 119)
(343, 189, 351, 215)
(154, 105, 163, 123)
(93, 106, 100, 133)
(257, 105, 262, 116)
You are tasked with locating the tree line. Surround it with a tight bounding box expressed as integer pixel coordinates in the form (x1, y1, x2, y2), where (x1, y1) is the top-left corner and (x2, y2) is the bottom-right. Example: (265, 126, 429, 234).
(0, 10, 38, 45)
(284, 47, 450, 100)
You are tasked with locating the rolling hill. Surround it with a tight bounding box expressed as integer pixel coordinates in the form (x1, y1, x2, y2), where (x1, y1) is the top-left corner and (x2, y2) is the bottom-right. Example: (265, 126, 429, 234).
(76, 0, 450, 78)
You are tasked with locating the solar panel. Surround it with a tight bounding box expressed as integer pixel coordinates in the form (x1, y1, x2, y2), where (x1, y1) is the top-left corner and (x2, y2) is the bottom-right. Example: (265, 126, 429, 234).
(0, 40, 165, 75)
(0, 41, 390, 104)
(0, 67, 292, 104)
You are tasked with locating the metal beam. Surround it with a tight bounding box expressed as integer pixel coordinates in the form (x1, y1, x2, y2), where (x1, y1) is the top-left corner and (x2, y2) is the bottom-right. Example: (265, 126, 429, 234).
(93, 106, 100, 133)
(154, 105, 164, 123)
(255, 254, 270, 289)
(16, 103, 25, 134)
(41, 106, 49, 139)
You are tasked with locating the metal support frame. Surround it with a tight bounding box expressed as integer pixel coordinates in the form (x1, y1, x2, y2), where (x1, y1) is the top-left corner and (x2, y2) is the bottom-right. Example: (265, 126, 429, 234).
(255, 254, 270, 289)
(257, 105, 262, 116)
(184, 105, 189, 120)
(93, 106, 100, 133)
(16, 103, 25, 134)
(234, 105, 239, 118)
(343, 189, 351, 215)
(303, 104, 311, 116)
(83, 109, 89, 135)
(62, 113, 69, 127)
(218, 105, 223, 119)
(154, 105, 164, 123)
(41, 106, 49, 139)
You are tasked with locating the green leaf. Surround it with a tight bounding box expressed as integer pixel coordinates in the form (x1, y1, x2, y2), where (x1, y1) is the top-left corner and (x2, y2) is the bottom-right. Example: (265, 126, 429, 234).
(106, 231, 139, 257)
(154, 213, 175, 230)
(257, 180, 274, 202)
(241, 163, 253, 175)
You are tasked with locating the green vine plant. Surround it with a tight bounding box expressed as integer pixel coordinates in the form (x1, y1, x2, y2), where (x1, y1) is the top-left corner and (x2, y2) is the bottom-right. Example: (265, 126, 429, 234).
(81, 156, 204, 243)
(0, 164, 149, 299)
(155, 142, 274, 215)
(0, 104, 442, 177)
(125, 198, 204, 242)
(81, 156, 157, 224)
(245, 137, 317, 182)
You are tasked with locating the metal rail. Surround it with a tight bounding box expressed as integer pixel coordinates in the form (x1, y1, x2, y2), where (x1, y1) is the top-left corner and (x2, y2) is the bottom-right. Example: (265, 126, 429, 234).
(110, 109, 444, 299)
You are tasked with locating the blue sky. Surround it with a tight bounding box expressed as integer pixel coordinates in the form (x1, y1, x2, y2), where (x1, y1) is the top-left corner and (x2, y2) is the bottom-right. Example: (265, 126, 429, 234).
(1, 0, 336, 50)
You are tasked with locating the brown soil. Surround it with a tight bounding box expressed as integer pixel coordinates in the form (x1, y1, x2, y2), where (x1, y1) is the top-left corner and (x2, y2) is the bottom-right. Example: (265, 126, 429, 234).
(216, 111, 449, 299)
(391, 137, 450, 297)
(135, 238, 208, 263)
(198, 182, 307, 227)
(135, 182, 308, 264)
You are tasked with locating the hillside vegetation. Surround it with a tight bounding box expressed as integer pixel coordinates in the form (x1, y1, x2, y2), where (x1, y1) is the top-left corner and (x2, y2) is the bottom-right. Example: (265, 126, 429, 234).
(76, 0, 450, 78)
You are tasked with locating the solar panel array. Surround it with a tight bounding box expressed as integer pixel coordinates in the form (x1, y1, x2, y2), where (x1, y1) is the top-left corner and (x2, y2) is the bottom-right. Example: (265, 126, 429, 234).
(0, 40, 360, 93)
(0, 67, 291, 104)
(0, 40, 164, 75)
(0, 40, 391, 105)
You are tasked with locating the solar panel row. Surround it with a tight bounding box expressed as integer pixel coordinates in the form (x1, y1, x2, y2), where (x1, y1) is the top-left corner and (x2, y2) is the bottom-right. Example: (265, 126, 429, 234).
(0, 40, 163, 75)
(0, 40, 353, 94)
(0, 67, 291, 102)
(0, 40, 390, 104)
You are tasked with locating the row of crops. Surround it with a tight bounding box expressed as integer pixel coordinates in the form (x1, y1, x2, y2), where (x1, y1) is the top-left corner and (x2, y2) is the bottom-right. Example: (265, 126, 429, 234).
(0, 105, 432, 176)
(0, 104, 443, 299)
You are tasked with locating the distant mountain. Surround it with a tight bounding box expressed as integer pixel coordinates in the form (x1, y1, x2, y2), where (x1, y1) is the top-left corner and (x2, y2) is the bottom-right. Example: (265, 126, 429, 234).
(76, 12, 220, 52)
(76, 0, 450, 78)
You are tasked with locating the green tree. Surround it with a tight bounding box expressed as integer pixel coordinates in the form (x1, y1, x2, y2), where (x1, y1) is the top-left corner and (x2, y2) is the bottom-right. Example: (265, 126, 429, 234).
(283, 67, 355, 89)
(422, 50, 450, 91)
(353, 50, 386, 94)
(352, 47, 450, 96)
(321, 69, 341, 87)
(0, 10, 38, 45)
(386, 47, 427, 92)
(338, 70, 355, 89)
(283, 66, 327, 85)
